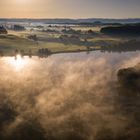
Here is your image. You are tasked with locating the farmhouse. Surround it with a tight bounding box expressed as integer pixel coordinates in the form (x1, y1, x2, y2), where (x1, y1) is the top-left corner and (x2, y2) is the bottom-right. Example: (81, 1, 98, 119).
(0, 26, 8, 34)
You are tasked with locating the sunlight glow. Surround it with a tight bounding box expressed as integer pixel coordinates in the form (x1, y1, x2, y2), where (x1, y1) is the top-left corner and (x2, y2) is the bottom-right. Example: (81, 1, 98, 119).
(14, 0, 31, 4)
(7, 55, 29, 71)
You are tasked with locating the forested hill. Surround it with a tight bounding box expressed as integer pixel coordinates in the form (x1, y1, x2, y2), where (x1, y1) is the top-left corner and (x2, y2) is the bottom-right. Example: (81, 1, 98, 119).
(100, 24, 140, 36)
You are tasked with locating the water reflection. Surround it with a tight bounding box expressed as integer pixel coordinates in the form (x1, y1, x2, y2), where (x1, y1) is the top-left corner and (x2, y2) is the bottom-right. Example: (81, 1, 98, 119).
(1, 51, 140, 73)
(6, 55, 29, 71)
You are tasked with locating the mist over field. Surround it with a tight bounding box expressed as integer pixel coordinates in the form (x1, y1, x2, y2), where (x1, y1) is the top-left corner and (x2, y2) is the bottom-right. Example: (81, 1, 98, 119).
(0, 52, 140, 140)
(0, 0, 140, 139)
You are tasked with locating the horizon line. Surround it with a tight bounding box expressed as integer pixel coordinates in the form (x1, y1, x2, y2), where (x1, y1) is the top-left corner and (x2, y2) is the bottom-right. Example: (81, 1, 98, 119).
(0, 17, 140, 20)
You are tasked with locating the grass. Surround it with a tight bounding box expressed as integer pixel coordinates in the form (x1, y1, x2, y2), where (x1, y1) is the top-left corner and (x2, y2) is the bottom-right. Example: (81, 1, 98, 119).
(0, 33, 90, 56)
(39, 42, 87, 53)
(0, 34, 37, 55)
(0, 27, 135, 56)
(72, 26, 101, 32)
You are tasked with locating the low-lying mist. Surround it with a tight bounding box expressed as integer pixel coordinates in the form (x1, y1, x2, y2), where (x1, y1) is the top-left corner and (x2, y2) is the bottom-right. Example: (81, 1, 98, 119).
(0, 52, 140, 140)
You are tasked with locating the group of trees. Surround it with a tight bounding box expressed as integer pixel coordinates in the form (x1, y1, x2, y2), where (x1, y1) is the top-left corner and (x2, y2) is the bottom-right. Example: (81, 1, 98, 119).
(27, 34, 38, 42)
(38, 48, 51, 58)
(100, 24, 140, 36)
(101, 40, 140, 52)
(0, 26, 8, 34)
(12, 25, 25, 31)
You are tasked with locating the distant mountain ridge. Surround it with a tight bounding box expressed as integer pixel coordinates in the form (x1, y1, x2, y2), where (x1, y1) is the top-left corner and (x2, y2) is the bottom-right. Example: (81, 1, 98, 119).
(0, 18, 140, 24)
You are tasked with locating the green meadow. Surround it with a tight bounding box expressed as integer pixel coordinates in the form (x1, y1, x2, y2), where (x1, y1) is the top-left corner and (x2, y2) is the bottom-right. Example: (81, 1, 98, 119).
(0, 26, 137, 56)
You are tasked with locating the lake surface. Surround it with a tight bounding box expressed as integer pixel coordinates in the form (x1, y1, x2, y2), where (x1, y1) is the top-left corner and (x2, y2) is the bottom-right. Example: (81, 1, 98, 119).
(1, 50, 140, 72)
(0, 51, 140, 139)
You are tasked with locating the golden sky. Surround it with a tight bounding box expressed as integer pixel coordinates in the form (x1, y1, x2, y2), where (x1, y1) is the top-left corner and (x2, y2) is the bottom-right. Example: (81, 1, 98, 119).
(0, 0, 140, 18)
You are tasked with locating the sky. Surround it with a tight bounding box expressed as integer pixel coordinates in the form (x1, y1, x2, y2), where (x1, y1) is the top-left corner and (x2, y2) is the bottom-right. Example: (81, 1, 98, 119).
(0, 0, 140, 18)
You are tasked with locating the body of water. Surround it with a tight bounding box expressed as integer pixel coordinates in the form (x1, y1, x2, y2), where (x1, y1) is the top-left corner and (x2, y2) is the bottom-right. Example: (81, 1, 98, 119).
(0, 51, 140, 140)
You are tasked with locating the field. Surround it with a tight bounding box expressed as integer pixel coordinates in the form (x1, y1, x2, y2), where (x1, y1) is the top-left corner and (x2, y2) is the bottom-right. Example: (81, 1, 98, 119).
(0, 24, 139, 56)
(0, 25, 140, 56)
(0, 22, 140, 140)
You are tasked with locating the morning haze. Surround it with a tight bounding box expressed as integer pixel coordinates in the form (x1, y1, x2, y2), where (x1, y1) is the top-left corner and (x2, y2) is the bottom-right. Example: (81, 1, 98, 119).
(0, 0, 140, 140)
(0, 0, 140, 18)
